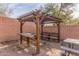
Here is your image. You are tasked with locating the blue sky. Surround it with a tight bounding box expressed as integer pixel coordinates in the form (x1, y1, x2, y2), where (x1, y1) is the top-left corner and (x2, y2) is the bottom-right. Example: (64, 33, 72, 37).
(5, 3, 79, 18)
(7, 3, 45, 18)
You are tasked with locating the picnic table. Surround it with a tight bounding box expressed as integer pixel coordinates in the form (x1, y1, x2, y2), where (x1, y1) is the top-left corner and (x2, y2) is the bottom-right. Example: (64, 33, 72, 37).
(61, 38, 79, 56)
(18, 32, 36, 47)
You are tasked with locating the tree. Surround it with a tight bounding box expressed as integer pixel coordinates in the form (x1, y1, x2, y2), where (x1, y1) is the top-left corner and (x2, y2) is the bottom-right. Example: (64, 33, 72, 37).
(41, 3, 76, 25)
(0, 4, 8, 16)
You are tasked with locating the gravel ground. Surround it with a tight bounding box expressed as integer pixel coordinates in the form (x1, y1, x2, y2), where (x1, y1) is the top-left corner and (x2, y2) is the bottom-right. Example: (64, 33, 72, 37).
(0, 40, 63, 56)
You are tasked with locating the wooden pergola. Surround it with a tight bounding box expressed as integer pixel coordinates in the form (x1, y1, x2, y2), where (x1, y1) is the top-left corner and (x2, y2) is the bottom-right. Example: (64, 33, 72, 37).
(17, 10, 62, 54)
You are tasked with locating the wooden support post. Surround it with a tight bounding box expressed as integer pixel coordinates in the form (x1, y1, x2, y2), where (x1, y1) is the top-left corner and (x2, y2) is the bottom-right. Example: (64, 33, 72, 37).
(41, 24, 43, 40)
(26, 37, 30, 47)
(20, 22, 24, 44)
(57, 23, 60, 42)
(35, 16, 40, 54)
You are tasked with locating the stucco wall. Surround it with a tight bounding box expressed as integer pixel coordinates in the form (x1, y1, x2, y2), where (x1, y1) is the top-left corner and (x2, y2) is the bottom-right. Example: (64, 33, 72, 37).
(0, 16, 79, 42)
(44, 24, 79, 40)
(0, 16, 36, 42)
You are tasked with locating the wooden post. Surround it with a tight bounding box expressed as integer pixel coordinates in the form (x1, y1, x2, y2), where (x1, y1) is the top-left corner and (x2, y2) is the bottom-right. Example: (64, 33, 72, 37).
(26, 37, 30, 47)
(57, 22, 60, 42)
(20, 22, 24, 44)
(35, 16, 40, 54)
(41, 24, 43, 40)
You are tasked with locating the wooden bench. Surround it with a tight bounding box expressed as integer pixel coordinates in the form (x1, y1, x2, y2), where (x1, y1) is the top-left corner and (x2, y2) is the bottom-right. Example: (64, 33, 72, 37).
(41, 32, 58, 42)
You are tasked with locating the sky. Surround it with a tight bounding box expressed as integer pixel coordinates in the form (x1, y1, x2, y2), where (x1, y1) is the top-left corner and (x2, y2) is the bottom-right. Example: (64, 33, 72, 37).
(7, 3, 45, 18)
(73, 4, 79, 18)
(5, 3, 79, 18)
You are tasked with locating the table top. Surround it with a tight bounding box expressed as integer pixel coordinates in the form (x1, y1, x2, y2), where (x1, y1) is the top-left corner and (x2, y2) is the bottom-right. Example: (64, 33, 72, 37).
(63, 38, 79, 45)
(18, 32, 36, 38)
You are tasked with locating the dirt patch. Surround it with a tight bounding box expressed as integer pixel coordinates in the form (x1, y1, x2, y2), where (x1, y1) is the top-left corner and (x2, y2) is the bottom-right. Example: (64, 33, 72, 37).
(0, 40, 62, 56)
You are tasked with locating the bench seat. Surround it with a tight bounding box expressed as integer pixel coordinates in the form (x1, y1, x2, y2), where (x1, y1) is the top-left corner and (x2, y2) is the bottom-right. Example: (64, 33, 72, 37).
(61, 46, 79, 55)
